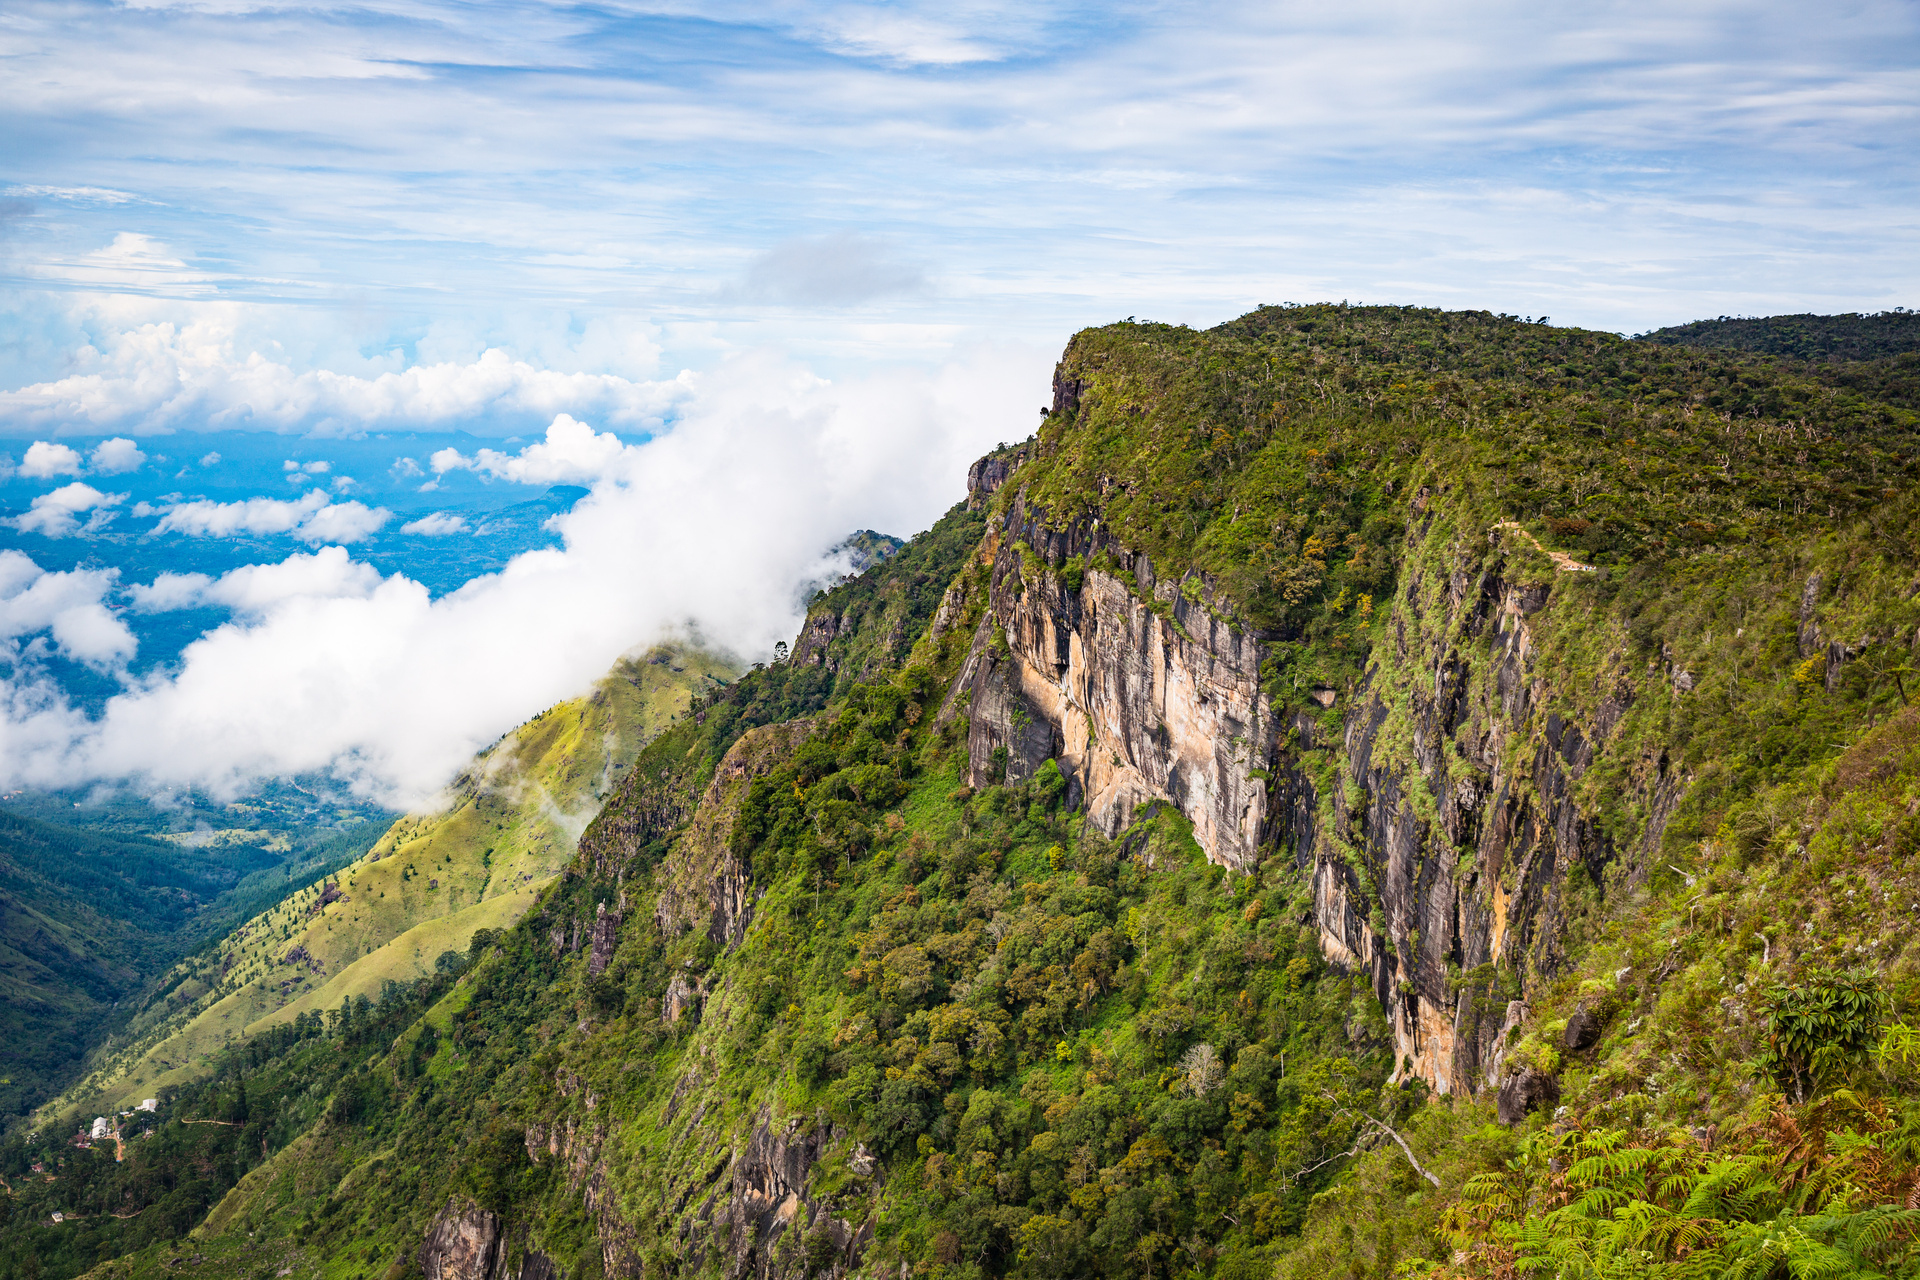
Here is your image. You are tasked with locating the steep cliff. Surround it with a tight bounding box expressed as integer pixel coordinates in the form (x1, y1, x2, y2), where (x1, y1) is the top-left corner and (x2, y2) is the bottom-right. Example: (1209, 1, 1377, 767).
(944, 493, 1277, 870)
(956, 305, 1920, 1120)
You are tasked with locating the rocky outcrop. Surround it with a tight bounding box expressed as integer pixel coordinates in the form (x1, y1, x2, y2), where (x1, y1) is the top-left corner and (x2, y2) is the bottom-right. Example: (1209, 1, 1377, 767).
(791, 609, 850, 668)
(655, 720, 815, 950)
(523, 1113, 646, 1277)
(1564, 1002, 1606, 1052)
(664, 971, 704, 1024)
(421, 1199, 555, 1280)
(1288, 515, 1684, 1097)
(577, 753, 706, 882)
(587, 901, 619, 976)
(1497, 1067, 1561, 1126)
(422, 1200, 501, 1280)
(692, 1111, 877, 1280)
(965, 447, 1027, 511)
(945, 491, 1279, 870)
(944, 471, 1685, 1099)
(529, 1102, 877, 1280)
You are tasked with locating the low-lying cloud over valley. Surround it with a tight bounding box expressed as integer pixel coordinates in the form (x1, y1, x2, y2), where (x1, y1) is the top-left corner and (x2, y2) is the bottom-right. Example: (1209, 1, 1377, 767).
(0, 345, 1046, 806)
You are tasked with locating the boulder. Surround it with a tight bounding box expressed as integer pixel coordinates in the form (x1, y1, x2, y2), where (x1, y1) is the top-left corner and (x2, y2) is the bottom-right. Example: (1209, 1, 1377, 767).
(1564, 1003, 1606, 1052)
(1497, 1067, 1561, 1126)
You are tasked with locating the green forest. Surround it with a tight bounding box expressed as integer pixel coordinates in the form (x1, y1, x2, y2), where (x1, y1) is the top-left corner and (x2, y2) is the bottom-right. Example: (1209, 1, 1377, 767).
(5, 303, 1920, 1280)
(0, 811, 386, 1121)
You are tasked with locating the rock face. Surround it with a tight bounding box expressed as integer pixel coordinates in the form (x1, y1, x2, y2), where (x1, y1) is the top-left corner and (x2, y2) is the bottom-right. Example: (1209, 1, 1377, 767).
(947, 464, 1686, 1099)
(529, 1101, 876, 1280)
(421, 1200, 558, 1280)
(587, 901, 619, 976)
(654, 720, 815, 950)
(1564, 1002, 1606, 1052)
(965, 447, 1027, 511)
(703, 1112, 875, 1279)
(946, 491, 1280, 870)
(1287, 513, 1688, 1096)
(422, 1200, 501, 1280)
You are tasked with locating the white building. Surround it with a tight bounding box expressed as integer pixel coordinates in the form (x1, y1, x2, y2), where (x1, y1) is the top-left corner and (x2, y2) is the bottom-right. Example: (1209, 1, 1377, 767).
(89, 1117, 111, 1140)
(136, 1098, 157, 1112)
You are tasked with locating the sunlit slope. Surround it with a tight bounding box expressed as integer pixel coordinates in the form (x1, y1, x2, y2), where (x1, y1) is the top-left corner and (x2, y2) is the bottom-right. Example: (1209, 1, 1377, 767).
(45, 643, 736, 1119)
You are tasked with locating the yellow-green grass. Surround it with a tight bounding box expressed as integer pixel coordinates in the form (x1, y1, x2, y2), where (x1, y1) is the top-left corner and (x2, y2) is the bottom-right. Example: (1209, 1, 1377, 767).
(40, 642, 736, 1123)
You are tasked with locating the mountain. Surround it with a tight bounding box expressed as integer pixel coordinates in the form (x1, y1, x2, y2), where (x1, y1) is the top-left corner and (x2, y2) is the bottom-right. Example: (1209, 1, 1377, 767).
(30, 642, 736, 1130)
(9, 304, 1920, 1280)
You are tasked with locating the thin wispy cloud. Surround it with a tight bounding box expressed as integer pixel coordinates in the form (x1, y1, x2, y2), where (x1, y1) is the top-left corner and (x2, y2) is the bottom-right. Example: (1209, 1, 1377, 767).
(739, 233, 929, 306)
(2, 0, 1911, 345)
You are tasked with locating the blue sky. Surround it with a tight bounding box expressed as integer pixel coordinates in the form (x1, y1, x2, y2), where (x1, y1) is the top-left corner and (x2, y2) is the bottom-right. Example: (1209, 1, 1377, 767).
(2, 0, 1916, 434)
(0, 0, 1914, 805)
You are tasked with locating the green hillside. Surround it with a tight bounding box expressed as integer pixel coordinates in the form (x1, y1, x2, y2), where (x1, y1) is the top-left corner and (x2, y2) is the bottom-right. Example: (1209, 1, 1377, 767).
(7, 305, 1920, 1280)
(0, 809, 383, 1123)
(1640, 308, 1920, 362)
(31, 642, 736, 1129)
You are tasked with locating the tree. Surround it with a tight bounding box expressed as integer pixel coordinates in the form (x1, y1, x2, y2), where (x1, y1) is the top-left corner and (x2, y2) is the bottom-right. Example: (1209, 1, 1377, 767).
(1759, 970, 1885, 1102)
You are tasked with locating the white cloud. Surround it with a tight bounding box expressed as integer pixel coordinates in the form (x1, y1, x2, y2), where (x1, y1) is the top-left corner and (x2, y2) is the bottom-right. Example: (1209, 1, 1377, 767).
(808, 11, 1005, 65)
(2, 185, 142, 205)
(0, 303, 696, 435)
(129, 548, 383, 616)
(154, 490, 329, 537)
(29, 233, 221, 297)
(126, 572, 215, 613)
(151, 491, 392, 543)
(0, 343, 1048, 803)
(399, 512, 469, 535)
(432, 414, 638, 485)
(89, 437, 147, 474)
(22, 442, 85, 479)
(198, 451, 221, 467)
(13, 483, 126, 537)
(296, 501, 389, 544)
(0, 552, 136, 667)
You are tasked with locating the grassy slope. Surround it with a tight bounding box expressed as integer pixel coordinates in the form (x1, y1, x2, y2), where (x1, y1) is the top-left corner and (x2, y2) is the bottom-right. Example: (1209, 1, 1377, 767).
(36, 643, 736, 1125)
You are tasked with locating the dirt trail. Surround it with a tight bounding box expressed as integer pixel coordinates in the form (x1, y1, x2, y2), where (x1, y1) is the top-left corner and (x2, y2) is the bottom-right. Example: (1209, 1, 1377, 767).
(1492, 520, 1596, 572)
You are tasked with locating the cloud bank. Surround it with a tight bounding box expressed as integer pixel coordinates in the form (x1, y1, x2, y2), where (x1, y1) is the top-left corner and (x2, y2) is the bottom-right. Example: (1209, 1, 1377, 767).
(148, 492, 392, 544)
(0, 344, 1047, 805)
(0, 304, 695, 436)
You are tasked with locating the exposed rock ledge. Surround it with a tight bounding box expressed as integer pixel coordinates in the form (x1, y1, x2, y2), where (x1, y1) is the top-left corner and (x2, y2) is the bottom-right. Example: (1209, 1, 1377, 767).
(942, 490, 1278, 870)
